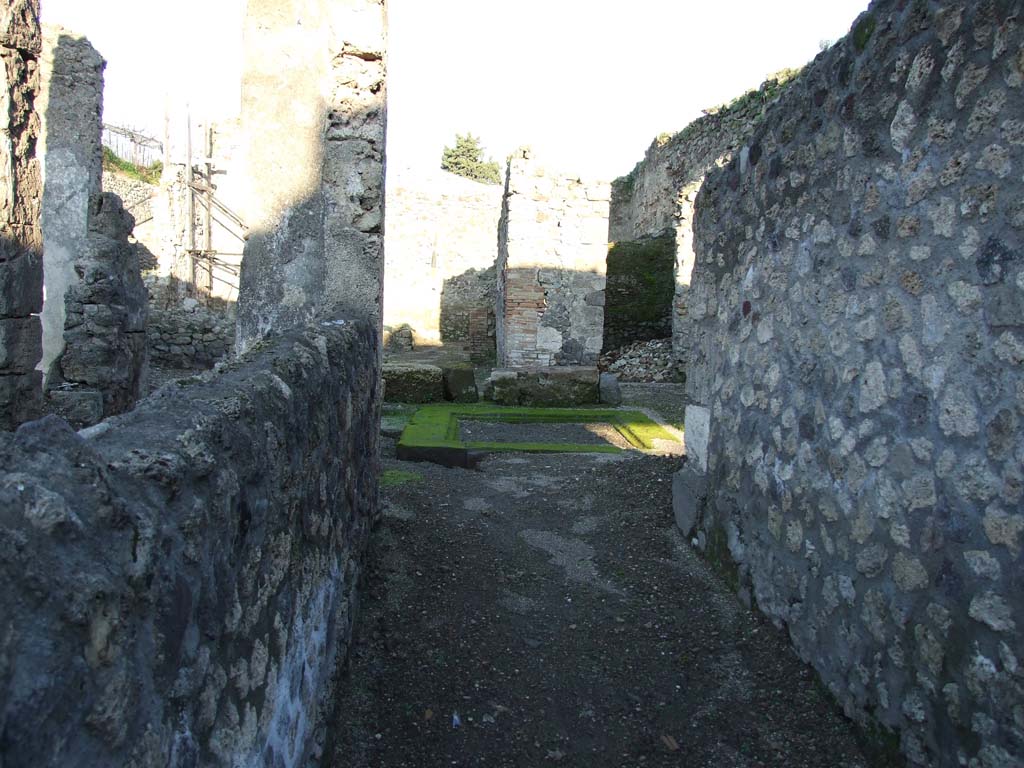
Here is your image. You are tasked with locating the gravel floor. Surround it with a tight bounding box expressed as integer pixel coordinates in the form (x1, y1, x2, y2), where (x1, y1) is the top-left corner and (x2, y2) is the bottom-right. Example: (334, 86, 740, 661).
(323, 428, 888, 768)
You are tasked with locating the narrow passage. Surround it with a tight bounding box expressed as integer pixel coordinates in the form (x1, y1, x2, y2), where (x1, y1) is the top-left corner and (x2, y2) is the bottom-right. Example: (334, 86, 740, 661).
(326, 406, 882, 767)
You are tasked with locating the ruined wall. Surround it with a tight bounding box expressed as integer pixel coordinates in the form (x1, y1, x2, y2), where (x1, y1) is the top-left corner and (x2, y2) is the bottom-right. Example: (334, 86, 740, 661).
(148, 299, 235, 370)
(680, 2, 1024, 765)
(384, 167, 501, 351)
(0, 319, 380, 767)
(236, 0, 387, 350)
(0, 0, 42, 429)
(610, 75, 796, 363)
(603, 232, 675, 351)
(496, 149, 609, 368)
(38, 26, 103, 386)
(101, 170, 158, 263)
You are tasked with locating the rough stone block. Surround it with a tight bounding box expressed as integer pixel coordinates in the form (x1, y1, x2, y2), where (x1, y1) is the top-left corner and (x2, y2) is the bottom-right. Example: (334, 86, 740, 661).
(483, 366, 599, 407)
(683, 404, 710, 472)
(0, 369, 41, 429)
(599, 372, 622, 405)
(0, 0, 41, 52)
(0, 316, 40, 372)
(45, 387, 102, 428)
(672, 465, 708, 537)
(0, 250, 43, 316)
(382, 362, 444, 403)
(442, 366, 478, 403)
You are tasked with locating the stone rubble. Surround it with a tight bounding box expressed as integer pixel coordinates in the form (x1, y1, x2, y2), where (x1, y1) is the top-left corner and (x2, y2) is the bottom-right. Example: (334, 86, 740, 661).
(599, 338, 685, 383)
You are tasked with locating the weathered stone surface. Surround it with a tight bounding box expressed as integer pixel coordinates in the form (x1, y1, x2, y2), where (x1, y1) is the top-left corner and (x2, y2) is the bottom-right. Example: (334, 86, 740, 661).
(382, 362, 444, 403)
(236, 0, 387, 350)
(44, 386, 102, 428)
(38, 26, 104, 386)
(483, 366, 600, 407)
(0, 316, 41, 372)
(672, 464, 707, 536)
(0, 319, 380, 767)
(0, 0, 43, 429)
(682, 404, 710, 473)
(496, 149, 609, 368)
(50, 193, 148, 421)
(442, 365, 479, 403)
(677, 1, 1024, 765)
(598, 371, 621, 405)
(147, 299, 234, 370)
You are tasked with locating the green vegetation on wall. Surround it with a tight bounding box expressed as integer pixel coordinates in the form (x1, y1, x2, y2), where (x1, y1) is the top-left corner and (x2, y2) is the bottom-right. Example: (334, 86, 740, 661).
(102, 146, 162, 185)
(603, 233, 676, 351)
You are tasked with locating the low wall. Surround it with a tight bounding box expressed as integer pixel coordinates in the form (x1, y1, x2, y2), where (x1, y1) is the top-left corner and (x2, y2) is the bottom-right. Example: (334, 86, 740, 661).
(148, 301, 235, 369)
(0, 319, 380, 767)
(681, 1, 1024, 765)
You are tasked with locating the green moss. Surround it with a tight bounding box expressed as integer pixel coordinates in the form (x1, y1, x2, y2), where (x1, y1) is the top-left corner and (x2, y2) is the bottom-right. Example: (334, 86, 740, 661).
(605, 235, 676, 329)
(853, 14, 876, 52)
(102, 146, 162, 184)
(854, 717, 905, 767)
(397, 403, 682, 456)
(703, 523, 741, 593)
(381, 469, 424, 487)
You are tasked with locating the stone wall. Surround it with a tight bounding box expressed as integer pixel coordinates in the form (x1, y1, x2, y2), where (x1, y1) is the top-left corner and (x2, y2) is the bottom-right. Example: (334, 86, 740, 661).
(610, 72, 798, 364)
(0, 319, 380, 767)
(679, 2, 1024, 765)
(496, 148, 610, 368)
(148, 299, 235, 369)
(236, 0, 387, 350)
(38, 26, 103, 387)
(0, 0, 42, 429)
(101, 170, 154, 230)
(603, 232, 675, 351)
(384, 167, 501, 351)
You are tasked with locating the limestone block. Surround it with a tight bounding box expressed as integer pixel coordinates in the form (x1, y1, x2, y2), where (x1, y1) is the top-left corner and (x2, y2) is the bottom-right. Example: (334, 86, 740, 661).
(442, 366, 478, 403)
(672, 465, 708, 537)
(682, 404, 710, 473)
(382, 362, 444, 403)
(599, 372, 622, 405)
(483, 366, 599, 407)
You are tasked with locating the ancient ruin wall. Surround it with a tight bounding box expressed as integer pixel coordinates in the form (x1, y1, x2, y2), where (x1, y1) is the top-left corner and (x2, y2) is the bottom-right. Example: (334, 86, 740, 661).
(0, 0, 42, 429)
(496, 149, 610, 368)
(384, 167, 501, 350)
(683, 2, 1024, 765)
(236, 0, 387, 350)
(38, 27, 103, 386)
(0, 319, 380, 767)
(609, 77, 795, 362)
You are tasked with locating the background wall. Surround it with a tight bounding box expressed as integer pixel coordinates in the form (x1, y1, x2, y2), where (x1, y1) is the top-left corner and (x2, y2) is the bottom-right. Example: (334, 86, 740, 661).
(496, 148, 610, 368)
(383, 167, 501, 351)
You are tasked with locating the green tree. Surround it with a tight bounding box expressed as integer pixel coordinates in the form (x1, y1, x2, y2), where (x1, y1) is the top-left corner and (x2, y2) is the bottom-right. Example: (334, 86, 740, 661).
(440, 133, 502, 185)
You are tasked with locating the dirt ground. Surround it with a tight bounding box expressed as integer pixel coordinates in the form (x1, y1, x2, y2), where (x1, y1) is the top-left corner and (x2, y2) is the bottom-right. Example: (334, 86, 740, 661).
(324, 412, 894, 768)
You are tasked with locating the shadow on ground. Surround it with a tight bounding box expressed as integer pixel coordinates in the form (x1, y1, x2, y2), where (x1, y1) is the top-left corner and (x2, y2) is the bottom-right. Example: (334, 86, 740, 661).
(324, 420, 885, 768)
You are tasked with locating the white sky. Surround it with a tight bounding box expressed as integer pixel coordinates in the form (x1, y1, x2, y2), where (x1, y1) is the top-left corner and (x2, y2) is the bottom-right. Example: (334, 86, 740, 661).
(42, 0, 869, 180)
